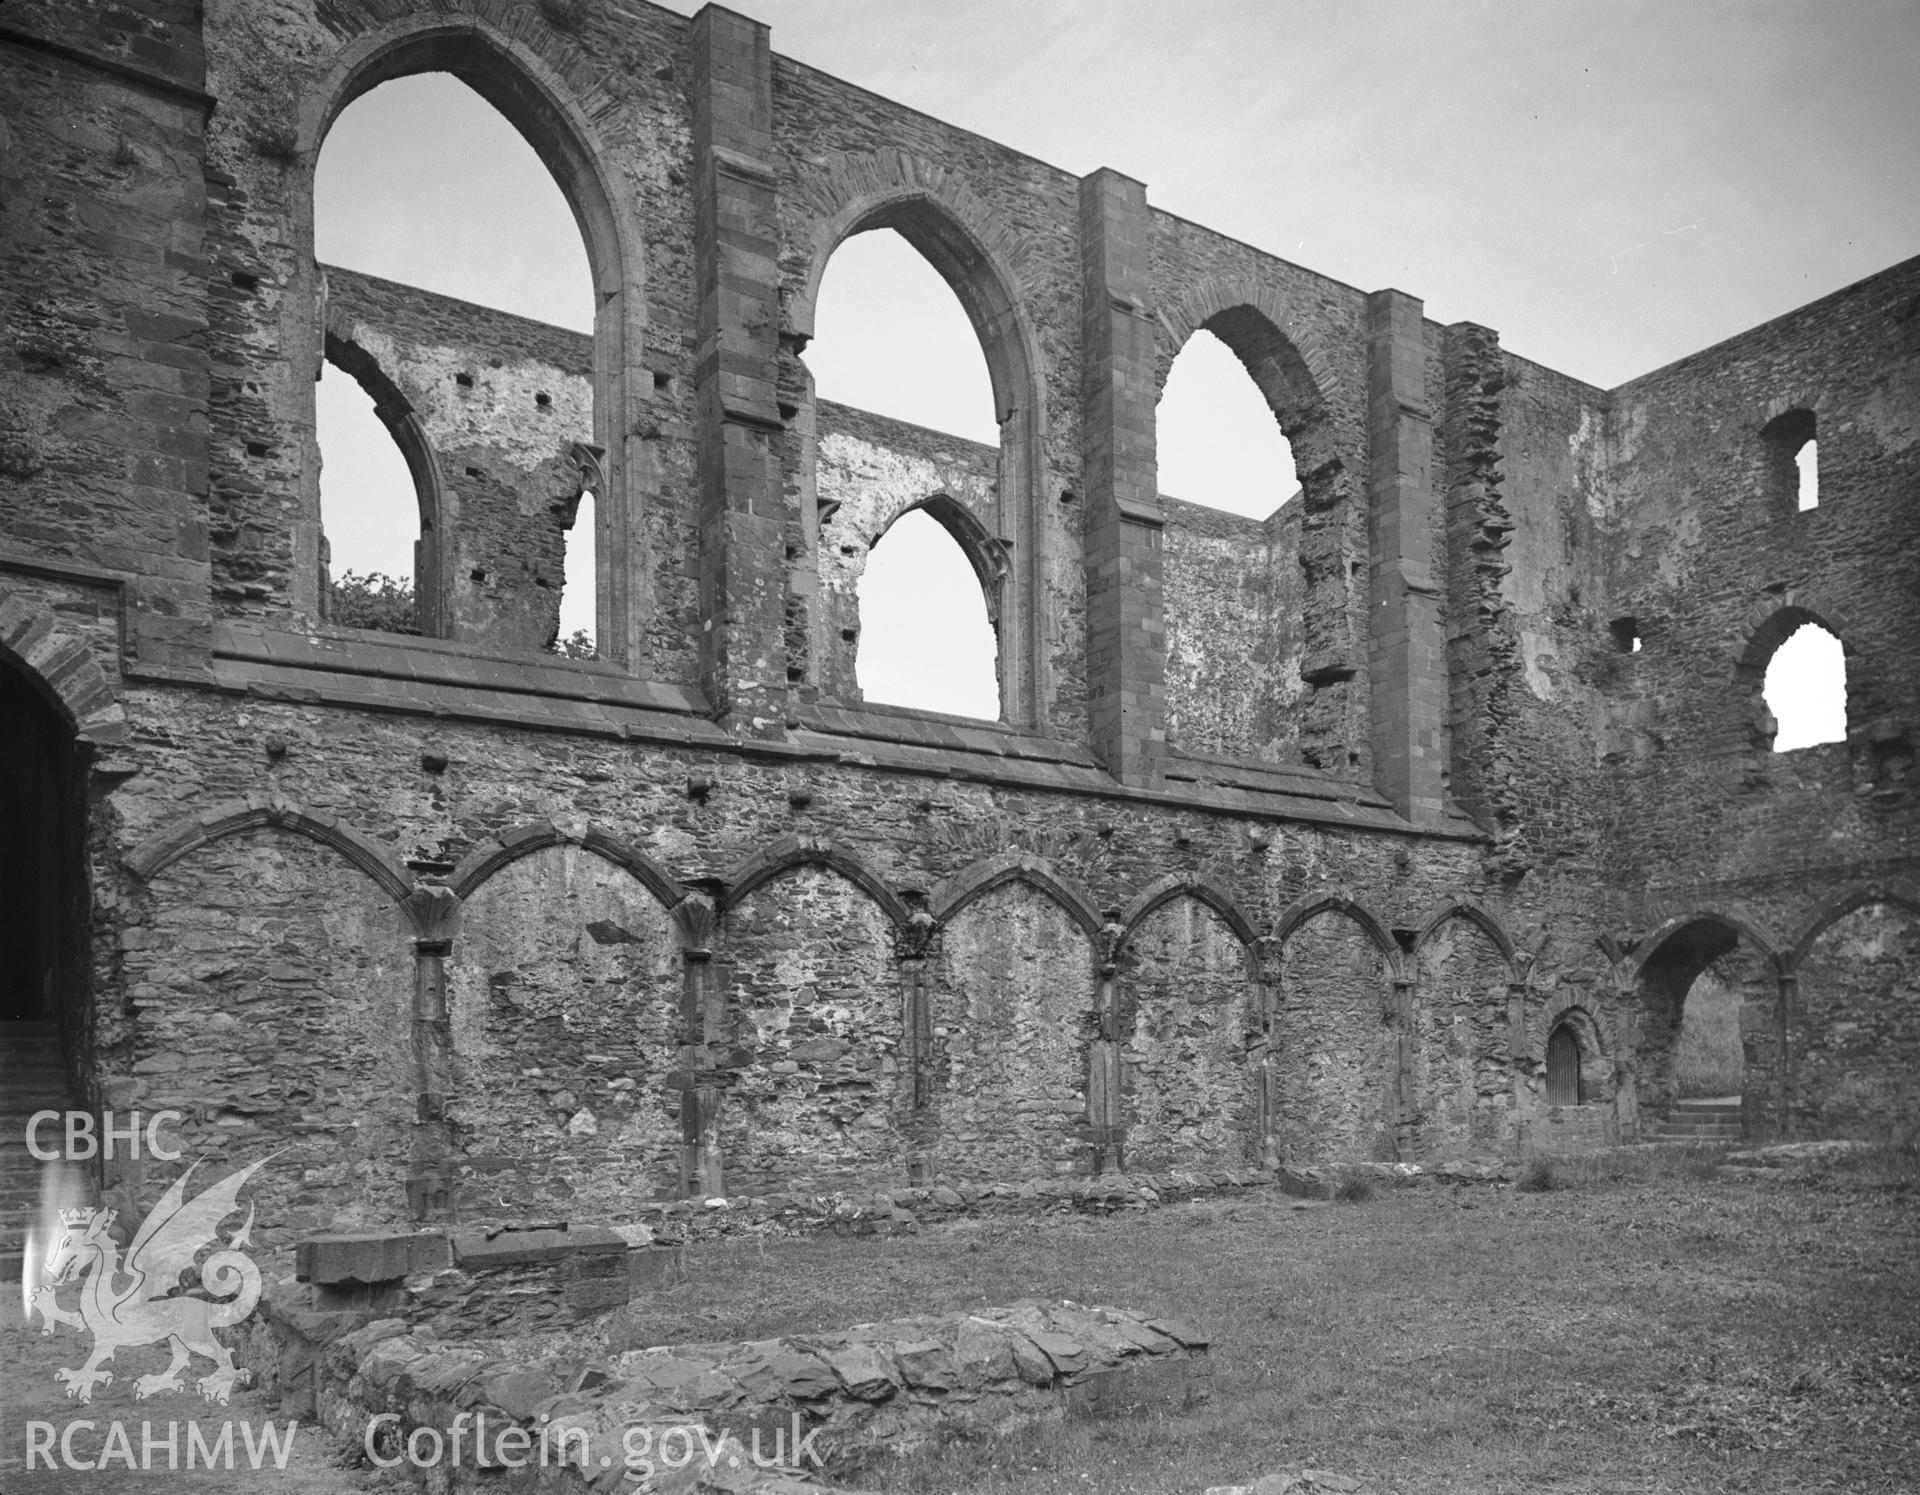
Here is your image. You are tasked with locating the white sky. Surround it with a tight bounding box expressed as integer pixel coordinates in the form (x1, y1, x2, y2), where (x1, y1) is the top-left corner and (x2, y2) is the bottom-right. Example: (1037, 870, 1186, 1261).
(314, 0, 1906, 739)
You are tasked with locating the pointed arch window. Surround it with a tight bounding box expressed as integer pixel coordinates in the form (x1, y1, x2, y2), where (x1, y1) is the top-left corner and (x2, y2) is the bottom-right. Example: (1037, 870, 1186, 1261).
(303, 27, 634, 662)
(855, 502, 1003, 721)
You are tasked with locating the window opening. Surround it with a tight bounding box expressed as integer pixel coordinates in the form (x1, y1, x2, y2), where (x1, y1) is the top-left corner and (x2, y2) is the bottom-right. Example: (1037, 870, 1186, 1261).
(1609, 616, 1641, 654)
(1764, 622, 1846, 750)
(855, 509, 998, 720)
(1761, 408, 1818, 515)
(1157, 328, 1299, 518)
(315, 72, 597, 650)
(557, 488, 596, 657)
(808, 228, 997, 445)
(317, 360, 420, 633)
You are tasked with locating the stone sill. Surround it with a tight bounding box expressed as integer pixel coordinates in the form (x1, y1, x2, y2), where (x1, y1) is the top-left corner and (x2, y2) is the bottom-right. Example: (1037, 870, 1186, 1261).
(213, 621, 709, 715)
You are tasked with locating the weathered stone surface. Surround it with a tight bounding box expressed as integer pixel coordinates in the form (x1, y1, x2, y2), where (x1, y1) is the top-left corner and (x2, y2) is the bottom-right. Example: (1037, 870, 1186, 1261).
(296, 1230, 450, 1285)
(2, 0, 1915, 1312)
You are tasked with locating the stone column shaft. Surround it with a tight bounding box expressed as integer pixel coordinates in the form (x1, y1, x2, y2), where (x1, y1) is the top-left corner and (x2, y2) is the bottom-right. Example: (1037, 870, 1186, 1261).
(691, 5, 788, 731)
(1080, 167, 1166, 784)
(1367, 289, 1446, 824)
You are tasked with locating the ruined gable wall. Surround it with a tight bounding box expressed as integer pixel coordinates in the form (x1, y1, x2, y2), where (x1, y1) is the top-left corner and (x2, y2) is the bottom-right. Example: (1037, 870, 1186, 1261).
(1601, 257, 1920, 905)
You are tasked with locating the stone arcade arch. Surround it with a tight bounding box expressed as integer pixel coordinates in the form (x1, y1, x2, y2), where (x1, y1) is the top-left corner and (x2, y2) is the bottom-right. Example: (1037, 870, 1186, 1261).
(1108, 883, 1263, 1173)
(448, 837, 685, 1217)
(1410, 903, 1525, 1160)
(928, 857, 1101, 1181)
(1629, 911, 1784, 1140)
(292, 14, 645, 663)
(1269, 893, 1401, 1164)
(716, 860, 906, 1195)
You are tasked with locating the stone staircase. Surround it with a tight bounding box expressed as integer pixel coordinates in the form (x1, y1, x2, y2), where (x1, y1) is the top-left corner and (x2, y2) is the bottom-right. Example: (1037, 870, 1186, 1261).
(1645, 1095, 1744, 1143)
(1, 1021, 92, 1280)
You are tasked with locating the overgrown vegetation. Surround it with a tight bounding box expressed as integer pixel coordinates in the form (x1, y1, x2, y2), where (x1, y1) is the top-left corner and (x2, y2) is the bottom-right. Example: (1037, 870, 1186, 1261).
(608, 1151, 1917, 1494)
(1677, 969, 1746, 1096)
(327, 569, 416, 634)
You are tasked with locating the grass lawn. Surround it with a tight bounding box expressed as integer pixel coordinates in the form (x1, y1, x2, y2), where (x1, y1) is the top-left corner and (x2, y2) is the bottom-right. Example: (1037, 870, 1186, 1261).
(616, 1149, 1919, 1494)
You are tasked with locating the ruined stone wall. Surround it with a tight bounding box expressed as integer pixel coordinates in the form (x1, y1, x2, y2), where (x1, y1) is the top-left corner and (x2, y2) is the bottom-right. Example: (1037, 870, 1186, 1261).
(0, 2, 213, 672)
(446, 843, 683, 1218)
(2, 0, 1915, 1250)
(1601, 260, 1920, 898)
(1114, 898, 1257, 1173)
(1160, 496, 1303, 765)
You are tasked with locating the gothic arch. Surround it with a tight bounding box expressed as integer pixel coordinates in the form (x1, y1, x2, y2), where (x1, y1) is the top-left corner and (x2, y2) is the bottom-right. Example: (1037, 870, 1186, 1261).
(122, 798, 440, 931)
(1272, 889, 1402, 978)
(719, 836, 911, 929)
(1154, 278, 1343, 416)
(0, 593, 126, 746)
(786, 157, 1042, 422)
(290, 7, 645, 659)
(1787, 881, 1920, 971)
(787, 153, 1048, 726)
(1115, 872, 1260, 954)
(1529, 993, 1618, 1066)
(868, 493, 1012, 624)
(446, 820, 685, 912)
(931, 850, 1103, 944)
(1630, 906, 1784, 980)
(1408, 897, 1523, 981)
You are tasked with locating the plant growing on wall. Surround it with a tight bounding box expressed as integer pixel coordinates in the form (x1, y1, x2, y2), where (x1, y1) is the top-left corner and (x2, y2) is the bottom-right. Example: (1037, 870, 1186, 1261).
(328, 570, 417, 634)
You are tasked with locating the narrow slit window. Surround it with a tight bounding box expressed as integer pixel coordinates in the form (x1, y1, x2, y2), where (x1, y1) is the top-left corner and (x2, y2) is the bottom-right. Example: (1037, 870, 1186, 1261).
(557, 487, 595, 658)
(1796, 439, 1819, 511)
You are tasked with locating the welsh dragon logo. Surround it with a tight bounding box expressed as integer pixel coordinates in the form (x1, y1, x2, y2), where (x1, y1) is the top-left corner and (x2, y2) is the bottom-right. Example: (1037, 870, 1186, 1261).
(26, 1156, 271, 1405)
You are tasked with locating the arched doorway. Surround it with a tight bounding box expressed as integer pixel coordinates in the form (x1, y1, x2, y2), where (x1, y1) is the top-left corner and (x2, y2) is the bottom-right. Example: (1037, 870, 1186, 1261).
(1, 655, 93, 1271)
(1632, 918, 1770, 1141)
(1546, 1022, 1583, 1106)
(0, 661, 87, 1027)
